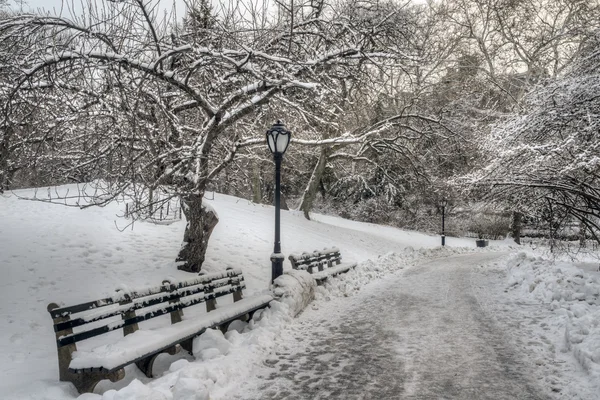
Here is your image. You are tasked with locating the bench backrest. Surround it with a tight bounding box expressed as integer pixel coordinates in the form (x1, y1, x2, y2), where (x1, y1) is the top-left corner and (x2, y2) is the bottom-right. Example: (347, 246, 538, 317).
(288, 247, 342, 273)
(47, 268, 245, 349)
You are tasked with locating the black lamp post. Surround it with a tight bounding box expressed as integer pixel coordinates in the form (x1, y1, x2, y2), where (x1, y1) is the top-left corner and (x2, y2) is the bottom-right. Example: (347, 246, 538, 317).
(266, 121, 291, 283)
(440, 198, 448, 246)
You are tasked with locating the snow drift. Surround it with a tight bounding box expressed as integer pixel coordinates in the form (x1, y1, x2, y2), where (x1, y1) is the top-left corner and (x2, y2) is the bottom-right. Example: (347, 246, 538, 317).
(504, 252, 600, 379)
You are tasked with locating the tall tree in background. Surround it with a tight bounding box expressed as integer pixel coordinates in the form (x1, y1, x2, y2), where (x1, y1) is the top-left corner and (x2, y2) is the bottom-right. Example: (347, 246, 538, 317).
(467, 32, 600, 244)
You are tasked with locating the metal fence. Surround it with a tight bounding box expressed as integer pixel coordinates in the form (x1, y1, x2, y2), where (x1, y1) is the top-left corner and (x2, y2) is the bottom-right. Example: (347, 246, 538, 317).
(124, 197, 182, 222)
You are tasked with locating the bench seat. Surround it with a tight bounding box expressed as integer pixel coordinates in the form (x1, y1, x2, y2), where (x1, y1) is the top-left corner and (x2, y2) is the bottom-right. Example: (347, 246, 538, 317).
(311, 262, 356, 282)
(70, 294, 273, 371)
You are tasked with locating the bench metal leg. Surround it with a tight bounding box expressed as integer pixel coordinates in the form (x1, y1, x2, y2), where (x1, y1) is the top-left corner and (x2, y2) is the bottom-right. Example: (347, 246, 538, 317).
(65, 368, 125, 394)
(248, 310, 258, 321)
(180, 338, 194, 354)
(135, 345, 178, 378)
(219, 321, 231, 334)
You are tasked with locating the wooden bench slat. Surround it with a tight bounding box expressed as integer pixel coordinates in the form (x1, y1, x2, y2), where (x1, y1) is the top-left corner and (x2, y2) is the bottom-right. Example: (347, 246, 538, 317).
(49, 269, 243, 319)
(52, 274, 244, 333)
(57, 283, 245, 347)
(54, 284, 207, 333)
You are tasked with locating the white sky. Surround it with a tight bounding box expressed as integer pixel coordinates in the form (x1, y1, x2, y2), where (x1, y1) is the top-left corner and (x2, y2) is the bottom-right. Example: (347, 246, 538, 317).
(13, 0, 427, 18)
(11, 0, 188, 19)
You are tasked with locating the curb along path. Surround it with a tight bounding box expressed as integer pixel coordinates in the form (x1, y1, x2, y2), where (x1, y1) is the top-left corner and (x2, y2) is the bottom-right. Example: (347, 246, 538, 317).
(226, 252, 547, 399)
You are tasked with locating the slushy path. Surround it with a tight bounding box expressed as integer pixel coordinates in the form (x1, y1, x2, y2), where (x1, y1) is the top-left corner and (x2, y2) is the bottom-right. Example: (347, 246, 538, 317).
(227, 252, 547, 399)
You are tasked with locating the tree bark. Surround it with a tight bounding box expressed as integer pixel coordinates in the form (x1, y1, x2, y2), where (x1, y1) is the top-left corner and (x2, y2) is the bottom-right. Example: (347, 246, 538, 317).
(281, 192, 289, 211)
(252, 161, 261, 204)
(176, 195, 219, 273)
(579, 219, 587, 248)
(512, 211, 522, 245)
(0, 125, 11, 193)
(299, 147, 328, 220)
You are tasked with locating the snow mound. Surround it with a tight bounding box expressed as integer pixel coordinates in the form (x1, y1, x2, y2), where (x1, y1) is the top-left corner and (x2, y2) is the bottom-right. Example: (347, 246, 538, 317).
(193, 329, 232, 361)
(101, 379, 168, 400)
(506, 252, 600, 305)
(272, 269, 316, 317)
(504, 252, 600, 379)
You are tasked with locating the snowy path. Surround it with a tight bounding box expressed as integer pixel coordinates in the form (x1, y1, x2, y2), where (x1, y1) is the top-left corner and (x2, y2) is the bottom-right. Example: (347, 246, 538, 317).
(225, 252, 546, 399)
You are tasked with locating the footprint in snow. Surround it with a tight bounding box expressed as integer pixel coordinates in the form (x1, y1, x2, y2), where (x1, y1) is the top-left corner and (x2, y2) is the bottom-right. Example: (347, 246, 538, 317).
(9, 352, 25, 363)
(9, 333, 23, 345)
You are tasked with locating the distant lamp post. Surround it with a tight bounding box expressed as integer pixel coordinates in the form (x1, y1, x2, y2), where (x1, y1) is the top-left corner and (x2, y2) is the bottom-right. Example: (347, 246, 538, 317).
(266, 121, 291, 283)
(440, 198, 448, 246)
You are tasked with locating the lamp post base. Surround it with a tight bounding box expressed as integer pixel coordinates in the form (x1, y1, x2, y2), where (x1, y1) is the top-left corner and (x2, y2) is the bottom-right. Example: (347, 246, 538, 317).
(271, 252, 285, 283)
(441, 235, 446, 246)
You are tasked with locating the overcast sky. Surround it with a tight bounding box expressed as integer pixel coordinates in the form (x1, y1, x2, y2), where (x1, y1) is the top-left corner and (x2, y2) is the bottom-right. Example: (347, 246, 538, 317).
(13, 0, 427, 17)
(11, 0, 187, 19)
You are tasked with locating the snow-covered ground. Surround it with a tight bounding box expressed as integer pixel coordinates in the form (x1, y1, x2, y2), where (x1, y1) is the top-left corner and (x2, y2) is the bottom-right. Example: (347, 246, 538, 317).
(483, 252, 600, 398)
(1, 184, 598, 399)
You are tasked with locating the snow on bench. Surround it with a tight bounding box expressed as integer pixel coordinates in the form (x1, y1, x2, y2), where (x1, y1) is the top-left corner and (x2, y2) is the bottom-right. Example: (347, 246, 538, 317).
(47, 268, 272, 394)
(288, 247, 356, 284)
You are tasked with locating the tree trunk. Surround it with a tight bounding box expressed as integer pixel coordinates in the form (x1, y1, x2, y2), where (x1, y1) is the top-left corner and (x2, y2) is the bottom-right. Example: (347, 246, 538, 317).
(252, 161, 261, 204)
(298, 147, 328, 220)
(512, 211, 522, 245)
(147, 187, 155, 218)
(281, 192, 289, 211)
(0, 125, 11, 193)
(579, 219, 587, 248)
(176, 195, 219, 273)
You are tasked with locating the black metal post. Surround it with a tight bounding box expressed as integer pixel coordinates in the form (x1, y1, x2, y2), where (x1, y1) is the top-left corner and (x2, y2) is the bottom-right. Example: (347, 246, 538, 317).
(271, 153, 284, 283)
(441, 205, 446, 246)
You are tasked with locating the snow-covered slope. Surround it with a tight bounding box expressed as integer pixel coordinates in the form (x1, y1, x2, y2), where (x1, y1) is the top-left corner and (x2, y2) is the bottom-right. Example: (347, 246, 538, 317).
(0, 184, 478, 399)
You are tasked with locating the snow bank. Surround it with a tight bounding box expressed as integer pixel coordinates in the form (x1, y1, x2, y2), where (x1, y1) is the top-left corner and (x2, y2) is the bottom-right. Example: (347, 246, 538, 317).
(504, 252, 600, 378)
(95, 379, 171, 400)
(272, 270, 316, 317)
(74, 300, 294, 400)
(506, 253, 600, 304)
(193, 329, 231, 361)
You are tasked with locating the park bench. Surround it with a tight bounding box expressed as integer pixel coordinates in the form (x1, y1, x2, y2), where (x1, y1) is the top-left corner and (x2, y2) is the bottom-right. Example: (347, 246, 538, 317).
(288, 247, 357, 284)
(47, 268, 272, 394)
